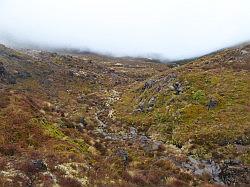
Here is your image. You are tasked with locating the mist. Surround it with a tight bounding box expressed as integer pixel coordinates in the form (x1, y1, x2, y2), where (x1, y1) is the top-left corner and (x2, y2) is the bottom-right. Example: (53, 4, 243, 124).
(0, 0, 250, 60)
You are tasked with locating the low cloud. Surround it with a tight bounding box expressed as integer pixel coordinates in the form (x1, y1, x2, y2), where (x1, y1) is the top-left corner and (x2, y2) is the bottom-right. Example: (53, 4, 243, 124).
(0, 0, 250, 60)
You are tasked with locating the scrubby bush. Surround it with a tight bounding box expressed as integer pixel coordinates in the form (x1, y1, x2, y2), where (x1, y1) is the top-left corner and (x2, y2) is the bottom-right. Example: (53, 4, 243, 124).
(192, 90, 205, 103)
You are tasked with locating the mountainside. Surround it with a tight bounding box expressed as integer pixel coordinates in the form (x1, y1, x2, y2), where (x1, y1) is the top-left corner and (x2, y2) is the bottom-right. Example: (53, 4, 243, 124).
(0, 44, 249, 186)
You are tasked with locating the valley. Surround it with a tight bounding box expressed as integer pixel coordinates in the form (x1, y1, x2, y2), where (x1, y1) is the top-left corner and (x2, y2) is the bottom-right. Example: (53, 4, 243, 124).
(0, 44, 249, 186)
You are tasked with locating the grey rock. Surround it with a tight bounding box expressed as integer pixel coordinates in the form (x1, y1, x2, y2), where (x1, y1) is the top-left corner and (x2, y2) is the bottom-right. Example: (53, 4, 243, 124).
(173, 82, 182, 95)
(31, 159, 47, 172)
(129, 127, 137, 138)
(138, 100, 145, 109)
(76, 123, 85, 132)
(169, 85, 175, 91)
(133, 108, 143, 113)
(207, 99, 218, 109)
(140, 135, 149, 145)
(241, 50, 248, 55)
(143, 79, 156, 90)
(183, 156, 223, 184)
(147, 107, 153, 112)
(162, 73, 177, 83)
(148, 96, 156, 107)
(134, 100, 146, 113)
(17, 71, 31, 79)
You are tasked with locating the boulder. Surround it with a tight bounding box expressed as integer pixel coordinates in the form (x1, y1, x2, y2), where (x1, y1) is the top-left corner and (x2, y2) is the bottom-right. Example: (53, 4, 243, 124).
(31, 159, 48, 172)
(207, 99, 218, 109)
(173, 82, 182, 95)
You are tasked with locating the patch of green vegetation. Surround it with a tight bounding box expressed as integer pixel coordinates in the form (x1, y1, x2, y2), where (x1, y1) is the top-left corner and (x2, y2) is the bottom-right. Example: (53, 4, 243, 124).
(31, 118, 89, 154)
(52, 144, 78, 152)
(40, 119, 65, 139)
(69, 139, 89, 153)
(192, 90, 205, 103)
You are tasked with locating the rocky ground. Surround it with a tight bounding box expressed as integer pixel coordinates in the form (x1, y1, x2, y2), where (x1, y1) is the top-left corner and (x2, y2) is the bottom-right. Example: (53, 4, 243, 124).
(0, 43, 249, 186)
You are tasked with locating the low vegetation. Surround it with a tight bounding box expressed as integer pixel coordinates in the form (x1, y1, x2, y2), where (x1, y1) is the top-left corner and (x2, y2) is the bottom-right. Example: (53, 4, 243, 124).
(0, 43, 249, 186)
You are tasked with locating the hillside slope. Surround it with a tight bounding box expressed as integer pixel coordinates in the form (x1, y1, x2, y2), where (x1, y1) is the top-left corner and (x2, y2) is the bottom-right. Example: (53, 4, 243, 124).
(0, 44, 249, 186)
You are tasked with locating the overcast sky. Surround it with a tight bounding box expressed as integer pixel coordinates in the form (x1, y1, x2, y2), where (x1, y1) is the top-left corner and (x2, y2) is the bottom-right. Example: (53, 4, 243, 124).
(0, 0, 250, 60)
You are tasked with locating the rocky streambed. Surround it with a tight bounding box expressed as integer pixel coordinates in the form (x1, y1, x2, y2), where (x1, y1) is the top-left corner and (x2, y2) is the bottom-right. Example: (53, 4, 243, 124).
(92, 89, 249, 186)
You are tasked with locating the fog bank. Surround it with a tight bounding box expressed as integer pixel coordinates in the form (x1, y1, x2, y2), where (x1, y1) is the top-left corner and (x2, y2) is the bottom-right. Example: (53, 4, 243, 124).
(0, 0, 250, 60)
